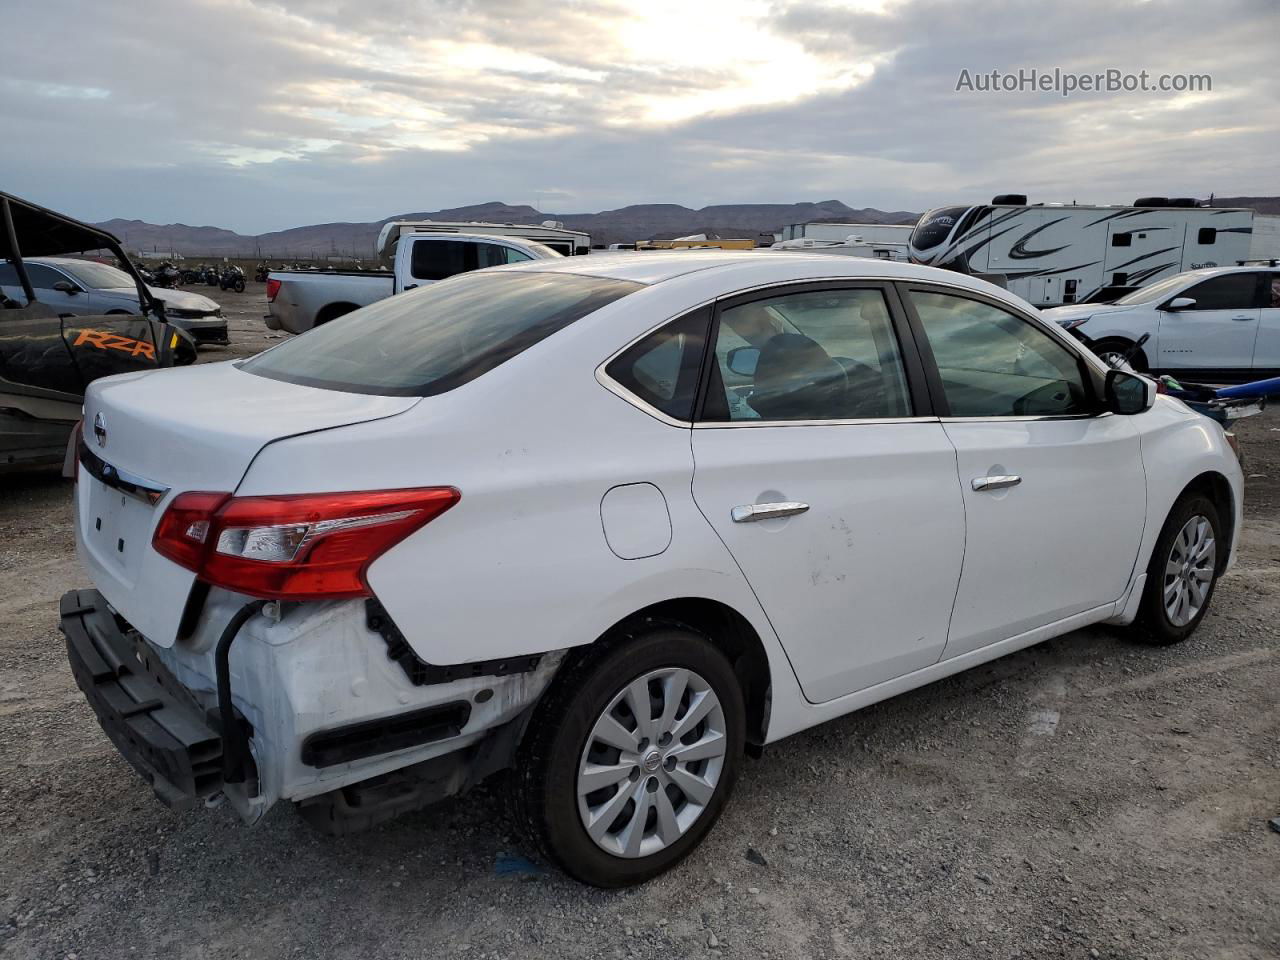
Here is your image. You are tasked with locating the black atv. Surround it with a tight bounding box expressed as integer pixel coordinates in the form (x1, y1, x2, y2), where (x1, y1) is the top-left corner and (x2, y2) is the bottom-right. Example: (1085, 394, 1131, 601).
(1, 191, 194, 472)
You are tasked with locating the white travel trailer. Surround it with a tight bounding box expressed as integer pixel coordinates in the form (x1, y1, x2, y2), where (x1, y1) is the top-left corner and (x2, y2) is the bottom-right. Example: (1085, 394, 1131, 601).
(1250, 214, 1280, 262)
(771, 237, 910, 261)
(377, 219, 591, 260)
(908, 196, 1253, 307)
(778, 221, 914, 244)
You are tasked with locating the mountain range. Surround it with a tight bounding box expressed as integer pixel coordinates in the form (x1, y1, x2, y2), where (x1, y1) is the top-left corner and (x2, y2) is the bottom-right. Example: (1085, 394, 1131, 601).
(96, 200, 921, 258)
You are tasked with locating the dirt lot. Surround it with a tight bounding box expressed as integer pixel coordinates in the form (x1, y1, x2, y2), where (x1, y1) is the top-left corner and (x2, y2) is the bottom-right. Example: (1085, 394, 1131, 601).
(2, 284, 1277, 959)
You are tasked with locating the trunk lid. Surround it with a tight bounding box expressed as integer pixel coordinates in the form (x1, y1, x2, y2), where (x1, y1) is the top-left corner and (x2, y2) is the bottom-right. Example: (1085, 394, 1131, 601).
(77, 362, 418, 645)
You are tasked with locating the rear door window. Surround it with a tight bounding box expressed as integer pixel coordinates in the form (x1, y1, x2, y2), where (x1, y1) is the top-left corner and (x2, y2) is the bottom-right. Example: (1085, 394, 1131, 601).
(242, 271, 641, 396)
(702, 288, 912, 421)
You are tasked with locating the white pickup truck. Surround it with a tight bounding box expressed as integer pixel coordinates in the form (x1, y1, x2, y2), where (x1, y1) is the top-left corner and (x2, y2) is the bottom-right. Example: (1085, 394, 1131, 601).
(265, 231, 566, 334)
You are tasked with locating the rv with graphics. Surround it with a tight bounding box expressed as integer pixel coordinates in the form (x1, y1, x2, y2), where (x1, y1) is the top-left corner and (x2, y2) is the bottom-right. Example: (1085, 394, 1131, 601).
(908, 196, 1252, 307)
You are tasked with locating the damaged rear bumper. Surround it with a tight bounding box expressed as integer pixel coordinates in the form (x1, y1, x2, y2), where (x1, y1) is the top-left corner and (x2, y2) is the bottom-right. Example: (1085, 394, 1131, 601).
(60, 588, 564, 827)
(59, 589, 224, 809)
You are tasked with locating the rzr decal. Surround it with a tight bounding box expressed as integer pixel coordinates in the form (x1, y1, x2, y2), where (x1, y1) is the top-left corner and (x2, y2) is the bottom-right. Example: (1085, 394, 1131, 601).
(72, 328, 155, 360)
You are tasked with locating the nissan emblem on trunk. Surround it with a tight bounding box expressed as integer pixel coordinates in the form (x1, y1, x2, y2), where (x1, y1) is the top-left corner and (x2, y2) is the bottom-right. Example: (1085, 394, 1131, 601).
(93, 412, 107, 448)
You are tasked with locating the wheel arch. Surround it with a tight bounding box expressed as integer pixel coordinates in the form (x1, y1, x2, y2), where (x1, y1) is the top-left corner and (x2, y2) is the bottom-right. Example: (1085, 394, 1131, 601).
(593, 597, 773, 751)
(1179, 470, 1237, 558)
(315, 301, 359, 326)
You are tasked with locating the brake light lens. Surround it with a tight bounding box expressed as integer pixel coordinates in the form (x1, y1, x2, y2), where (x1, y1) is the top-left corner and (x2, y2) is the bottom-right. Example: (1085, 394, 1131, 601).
(266, 278, 281, 302)
(153, 488, 459, 600)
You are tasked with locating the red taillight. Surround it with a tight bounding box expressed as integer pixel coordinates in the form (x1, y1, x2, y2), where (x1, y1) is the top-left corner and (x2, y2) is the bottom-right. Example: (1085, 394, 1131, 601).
(153, 488, 459, 600)
(266, 278, 281, 302)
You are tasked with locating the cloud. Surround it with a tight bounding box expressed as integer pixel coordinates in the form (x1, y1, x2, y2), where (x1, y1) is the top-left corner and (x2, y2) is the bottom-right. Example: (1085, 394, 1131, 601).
(0, 0, 1275, 232)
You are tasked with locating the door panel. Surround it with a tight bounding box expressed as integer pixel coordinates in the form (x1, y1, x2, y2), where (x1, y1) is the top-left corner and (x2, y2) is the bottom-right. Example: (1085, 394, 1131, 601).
(1157, 309, 1259, 369)
(940, 417, 1145, 656)
(690, 283, 964, 704)
(1157, 272, 1261, 370)
(692, 423, 966, 702)
(1103, 219, 1184, 289)
(902, 285, 1146, 657)
(1248, 272, 1280, 372)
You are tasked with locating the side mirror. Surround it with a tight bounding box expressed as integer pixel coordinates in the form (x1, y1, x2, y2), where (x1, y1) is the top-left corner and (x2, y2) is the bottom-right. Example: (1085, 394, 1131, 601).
(725, 345, 760, 377)
(1105, 369, 1155, 415)
(52, 280, 81, 294)
(1164, 296, 1196, 311)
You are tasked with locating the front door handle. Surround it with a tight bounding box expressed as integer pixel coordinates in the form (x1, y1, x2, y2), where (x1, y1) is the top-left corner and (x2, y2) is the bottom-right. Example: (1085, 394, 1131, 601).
(731, 501, 809, 523)
(1231, 315, 1254, 321)
(972, 475, 1022, 492)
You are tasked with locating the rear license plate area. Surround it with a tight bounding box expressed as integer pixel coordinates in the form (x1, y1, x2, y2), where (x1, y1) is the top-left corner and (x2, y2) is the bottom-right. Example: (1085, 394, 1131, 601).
(84, 477, 156, 583)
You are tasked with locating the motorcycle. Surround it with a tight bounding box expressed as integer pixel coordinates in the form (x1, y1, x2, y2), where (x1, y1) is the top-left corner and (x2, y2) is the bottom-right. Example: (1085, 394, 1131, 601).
(219, 265, 246, 293)
(181, 265, 203, 285)
(253, 262, 270, 282)
(203, 265, 221, 286)
(150, 261, 182, 288)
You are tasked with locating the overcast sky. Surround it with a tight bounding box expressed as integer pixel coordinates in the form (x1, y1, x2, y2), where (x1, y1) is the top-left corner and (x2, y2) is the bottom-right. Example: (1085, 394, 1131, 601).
(2, 0, 1276, 234)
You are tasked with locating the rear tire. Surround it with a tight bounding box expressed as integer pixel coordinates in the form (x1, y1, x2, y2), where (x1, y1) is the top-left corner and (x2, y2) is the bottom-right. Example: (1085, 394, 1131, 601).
(512, 621, 745, 887)
(1135, 493, 1221, 644)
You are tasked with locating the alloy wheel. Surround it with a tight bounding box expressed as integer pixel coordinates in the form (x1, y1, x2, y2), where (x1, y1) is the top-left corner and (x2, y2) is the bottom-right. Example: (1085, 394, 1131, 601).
(1163, 514, 1215, 627)
(576, 667, 727, 859)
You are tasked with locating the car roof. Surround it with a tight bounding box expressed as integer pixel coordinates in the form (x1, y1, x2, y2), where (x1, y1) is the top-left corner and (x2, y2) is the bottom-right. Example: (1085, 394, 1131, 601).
(1169, 265, 1274, 281)
(421, 233, 548, 245)
(17, 256, 104, 268)
(507, 249, 1016, 295)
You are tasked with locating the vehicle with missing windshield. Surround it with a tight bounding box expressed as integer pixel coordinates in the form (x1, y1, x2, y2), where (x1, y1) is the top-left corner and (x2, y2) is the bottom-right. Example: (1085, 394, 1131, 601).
(0, 190, 189, 471)
(909, 195, 1252, 308)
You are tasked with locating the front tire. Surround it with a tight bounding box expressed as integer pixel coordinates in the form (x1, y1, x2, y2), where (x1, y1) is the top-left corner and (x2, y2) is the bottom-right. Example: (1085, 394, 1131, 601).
(1135, 493, 1221, 644)
(1091, 336, 1148, 373)
(512, 621, 745, 887)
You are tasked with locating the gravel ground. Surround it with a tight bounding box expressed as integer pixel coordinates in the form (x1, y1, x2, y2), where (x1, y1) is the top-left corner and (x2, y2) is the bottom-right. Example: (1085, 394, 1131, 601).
(1, 284, 1277, 959)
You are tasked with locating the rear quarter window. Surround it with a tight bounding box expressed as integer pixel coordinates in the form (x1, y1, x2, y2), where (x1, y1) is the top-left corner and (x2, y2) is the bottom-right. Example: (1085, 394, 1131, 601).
(241, 271, 641, 397)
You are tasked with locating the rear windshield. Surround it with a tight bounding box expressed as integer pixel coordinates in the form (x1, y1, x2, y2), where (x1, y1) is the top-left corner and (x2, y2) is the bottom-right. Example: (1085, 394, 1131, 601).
(241, 271, 641, 396)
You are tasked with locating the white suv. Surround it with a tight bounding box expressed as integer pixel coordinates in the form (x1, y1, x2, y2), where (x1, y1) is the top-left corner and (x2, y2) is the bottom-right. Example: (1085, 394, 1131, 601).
(63, 252, 1242, 886)
(1044, 264, 1280, 379)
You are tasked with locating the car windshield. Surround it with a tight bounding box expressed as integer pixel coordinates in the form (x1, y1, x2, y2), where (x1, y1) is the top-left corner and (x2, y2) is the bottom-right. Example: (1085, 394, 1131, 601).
(60, 260, 138, 289)
(1114, 274, 1194, 305)
(241, 270, 642, 397)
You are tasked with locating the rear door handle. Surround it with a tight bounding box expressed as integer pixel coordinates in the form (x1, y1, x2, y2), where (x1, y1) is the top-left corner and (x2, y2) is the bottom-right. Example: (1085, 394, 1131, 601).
(731, 501, 809, 523)
(971, 475, 1022, 492)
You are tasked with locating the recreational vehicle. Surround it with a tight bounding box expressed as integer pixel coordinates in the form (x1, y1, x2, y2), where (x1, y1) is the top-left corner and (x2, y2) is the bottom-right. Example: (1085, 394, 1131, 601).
(778, 221, 915, 244)
(771, 237, 910, 261)
(908, 196, 1252, 307)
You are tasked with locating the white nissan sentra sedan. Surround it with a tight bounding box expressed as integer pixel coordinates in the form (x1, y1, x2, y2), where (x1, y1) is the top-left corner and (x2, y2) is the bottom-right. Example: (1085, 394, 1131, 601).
(63, 252, 1241, 886)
